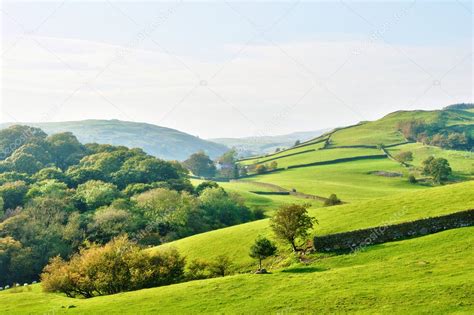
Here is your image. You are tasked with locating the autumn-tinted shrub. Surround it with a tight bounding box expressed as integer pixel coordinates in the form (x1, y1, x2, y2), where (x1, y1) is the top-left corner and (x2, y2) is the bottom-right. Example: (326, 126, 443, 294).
(41, 236, 185, 298)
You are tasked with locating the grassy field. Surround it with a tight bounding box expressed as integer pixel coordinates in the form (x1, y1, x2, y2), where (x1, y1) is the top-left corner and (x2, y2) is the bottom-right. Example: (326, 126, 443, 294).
(190, 179, 322, 213)
(387, 143, 474, 178)
(328, 109, 473, 147)
(152, 181, 474, 270)
(256, 147, 383, 169)
(245, 158, 423, 201)
(1, 226, 472, 314)
(239, 140, 326, 166)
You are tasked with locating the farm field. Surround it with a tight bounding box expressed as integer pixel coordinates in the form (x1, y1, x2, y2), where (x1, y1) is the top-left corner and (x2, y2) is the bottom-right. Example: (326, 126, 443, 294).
(239, 140, 326, 166)
(386, 143, 474, 178)
(153, 181, 474, 270)
(245, 158, 422, 202)
(2, 226, 472, 314)
(190, 179, 322, 213)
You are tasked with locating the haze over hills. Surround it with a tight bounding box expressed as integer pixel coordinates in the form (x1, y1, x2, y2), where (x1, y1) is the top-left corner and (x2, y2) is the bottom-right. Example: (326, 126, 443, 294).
(0, 120, 229, 161)
(210, 129, 331, 156)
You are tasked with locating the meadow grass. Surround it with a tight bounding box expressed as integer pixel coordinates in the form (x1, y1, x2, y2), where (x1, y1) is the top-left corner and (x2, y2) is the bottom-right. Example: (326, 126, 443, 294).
(152, 181, 474, 270)
(190, 179, 321, 213)
(246, 158, 423, 201)
(1, 226, 472, 314)
(256, 147, 383, 169)
(387, 143, 474, 177)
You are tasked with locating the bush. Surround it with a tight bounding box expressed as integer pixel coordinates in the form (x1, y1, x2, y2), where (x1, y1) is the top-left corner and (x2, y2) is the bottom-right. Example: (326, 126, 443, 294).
(255, 164, 267, 174)
(186, 259, 211, 280)
(249, 236, 277, 270)
(209, 255, 233, 277)
(41, 236, 185, 298)
(395, 151, 413, 163)
(324, 194, 342, 206)
(408, 174, 417, 184)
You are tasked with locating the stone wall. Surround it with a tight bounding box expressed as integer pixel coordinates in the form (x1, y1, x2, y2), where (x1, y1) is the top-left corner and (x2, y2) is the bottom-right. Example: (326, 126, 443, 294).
(313, 209, 474, 252)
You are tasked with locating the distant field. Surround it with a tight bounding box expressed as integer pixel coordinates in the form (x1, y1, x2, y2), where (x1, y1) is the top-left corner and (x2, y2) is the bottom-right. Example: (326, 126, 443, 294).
(2, 227, 472, 314)
(387, 143, 474, 177)
(153, 181, 474, 270)
(245, 158, 422, 201)
(190, 179, 321, 213)
(239, 140, 326, 166)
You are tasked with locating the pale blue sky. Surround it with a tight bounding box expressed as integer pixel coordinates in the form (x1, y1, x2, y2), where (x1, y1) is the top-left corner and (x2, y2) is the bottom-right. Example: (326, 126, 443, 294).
(1, 1, 472, 138)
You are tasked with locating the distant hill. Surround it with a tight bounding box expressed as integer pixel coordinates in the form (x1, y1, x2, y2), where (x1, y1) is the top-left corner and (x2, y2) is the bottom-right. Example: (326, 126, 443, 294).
(210, 129, 330, 157)
(0, 120, 228, 161)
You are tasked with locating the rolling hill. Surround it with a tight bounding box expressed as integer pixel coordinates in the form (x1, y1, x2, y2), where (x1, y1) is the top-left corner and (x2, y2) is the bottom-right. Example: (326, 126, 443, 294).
(0, 120, 229, 161)
(1, 182, 473, 314)
(211, 129, 330, 157)
(0, 106, 472, 314)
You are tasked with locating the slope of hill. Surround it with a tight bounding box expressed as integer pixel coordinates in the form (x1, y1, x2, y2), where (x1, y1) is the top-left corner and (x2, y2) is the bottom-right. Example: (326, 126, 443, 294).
(2, 226, 472, 314)
(211, 129, 329, 156)
(0, 120, 228, 161)
(154, 181, 474, 270)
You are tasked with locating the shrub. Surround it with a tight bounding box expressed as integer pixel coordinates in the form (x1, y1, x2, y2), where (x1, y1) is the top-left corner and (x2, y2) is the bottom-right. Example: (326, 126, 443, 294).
(186, 259, 211, 280)
(324, 194, 342, 206)
(209, 255, 233, 277)
(249, 236, 277, 270)
(395, 151, 413, 163)
(41, 236, 185, 298)
(408, 174, 417, 184)
(255, 164, 267, 174)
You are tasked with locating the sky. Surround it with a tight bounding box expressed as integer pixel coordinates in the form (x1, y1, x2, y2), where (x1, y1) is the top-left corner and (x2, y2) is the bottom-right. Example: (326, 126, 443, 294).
(0, 0, 472, 139)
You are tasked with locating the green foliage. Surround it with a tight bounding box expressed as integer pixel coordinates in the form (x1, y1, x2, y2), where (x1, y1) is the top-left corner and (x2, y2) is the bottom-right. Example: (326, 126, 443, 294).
(184, 151, 216, 177)
(75, 180, 121, 210)
(26, 180, 70, 199)
(249, 236, 277, 270)
(422, 157, 452, 183)
(198, 188, 253, 229)
(270, 204, 316, 252)
(395, 151, 413, 163)
(0, 125, 47, 161)
(408, 174, 417, 184)
(87, 207, 135, 244)
(194, 181, 219, 195)
(47, 132, 86, 170)
(208, 255, 233, 277)
(324, 194, 342, 206)
(217, 150, 238, 178)
(0, 181, 28, 210)
(41, 236, 185, 298)
(33, 167, 70, 184)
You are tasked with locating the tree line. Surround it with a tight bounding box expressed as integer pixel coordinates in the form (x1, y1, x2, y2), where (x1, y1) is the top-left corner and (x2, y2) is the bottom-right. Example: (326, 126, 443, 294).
(0, 125, 260, 286)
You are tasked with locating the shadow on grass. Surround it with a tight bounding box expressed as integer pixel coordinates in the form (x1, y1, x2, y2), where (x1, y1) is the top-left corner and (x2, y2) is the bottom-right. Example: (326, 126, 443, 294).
(281, 266, 328, 274)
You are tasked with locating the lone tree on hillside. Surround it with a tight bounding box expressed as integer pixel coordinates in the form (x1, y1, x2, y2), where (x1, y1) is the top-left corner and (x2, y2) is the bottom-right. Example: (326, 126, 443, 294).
(324, 194, 342, 206)
(422, 156, 452, 184)
(183, 151, 216, 177)
(395, 151, 413, 163)
(294, 140, 301, 146)
(270, 204, 317, 253)
(249, 236, 277, 271)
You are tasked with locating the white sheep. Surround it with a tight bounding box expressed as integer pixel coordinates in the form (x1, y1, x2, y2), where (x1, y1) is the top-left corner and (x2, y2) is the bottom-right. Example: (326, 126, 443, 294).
(23, 283, 28, 286)
(5, 285, 10, 290)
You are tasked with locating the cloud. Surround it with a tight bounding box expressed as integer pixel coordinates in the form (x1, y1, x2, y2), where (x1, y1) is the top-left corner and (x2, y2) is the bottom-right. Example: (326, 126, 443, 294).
(1, 35, 472, 138)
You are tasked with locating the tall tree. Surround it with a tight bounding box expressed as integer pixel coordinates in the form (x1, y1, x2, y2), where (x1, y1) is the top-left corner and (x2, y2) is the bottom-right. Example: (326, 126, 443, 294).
(183, 151, 216, 177)
(270, 204, 316, 252)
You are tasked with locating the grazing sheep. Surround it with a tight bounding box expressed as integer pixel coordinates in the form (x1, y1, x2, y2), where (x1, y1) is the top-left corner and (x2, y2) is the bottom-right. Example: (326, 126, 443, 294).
(5, 285, 10, 290)
(32, 281, 37, 284)
(23, 283, 28, 287)
(0, 287, 3, 291)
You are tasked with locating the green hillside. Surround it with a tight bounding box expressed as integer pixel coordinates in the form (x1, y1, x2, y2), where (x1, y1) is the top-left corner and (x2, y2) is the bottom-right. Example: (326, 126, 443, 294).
(0, 120, 228, 161)
(1, 226, 472, 314)
(211, 129, 329, 156)
(154, 181, 474, 270)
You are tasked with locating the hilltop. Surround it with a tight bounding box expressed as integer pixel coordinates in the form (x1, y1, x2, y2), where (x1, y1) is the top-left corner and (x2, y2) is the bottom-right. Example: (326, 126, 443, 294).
(0, 120, 228, 161)
(211, 129, 330, 156)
